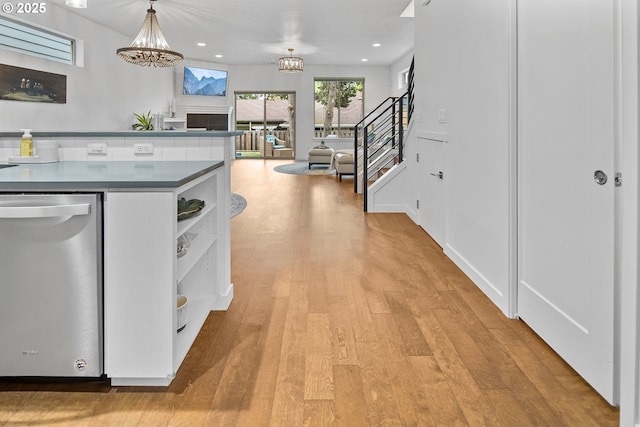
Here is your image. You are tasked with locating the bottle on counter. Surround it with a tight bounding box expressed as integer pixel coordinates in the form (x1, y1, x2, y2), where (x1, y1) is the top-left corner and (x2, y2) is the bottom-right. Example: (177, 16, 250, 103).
(19, 129, 33, 157)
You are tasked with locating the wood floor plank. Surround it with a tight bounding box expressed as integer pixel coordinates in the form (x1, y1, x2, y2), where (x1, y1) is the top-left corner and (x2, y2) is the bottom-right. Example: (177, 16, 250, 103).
(346, 281, 378, 343)
(431, 294, 510, 390)
(384, 291, 433, 356)
(413, 310, 502, 427)
(332, 365, 370, 427)
(304, 313, 334, 400)
(388, 359, 437, 427)
(271, 265, 293, 298)
(235, 297, 289, 427)
(308, 272, 331, 314)
(356, 341, 403, 427)
(329, 295, 360, 365)
(270, 280, 308, 427)
(204, 323, 263, 426)
(483, 388, 537, 427)
(303, 400, 337, 427)
(423, 381, 469, 427)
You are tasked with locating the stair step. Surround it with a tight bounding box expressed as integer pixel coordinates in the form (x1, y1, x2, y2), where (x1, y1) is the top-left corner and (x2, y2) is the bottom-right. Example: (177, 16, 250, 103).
(377, 168, 391, 177)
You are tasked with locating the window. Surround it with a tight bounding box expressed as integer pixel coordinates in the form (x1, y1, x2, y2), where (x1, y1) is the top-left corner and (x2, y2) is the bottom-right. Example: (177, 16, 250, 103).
(398, 68, 410, 90)
(0, 16, 76, 64)
(314, 78, 364, 138)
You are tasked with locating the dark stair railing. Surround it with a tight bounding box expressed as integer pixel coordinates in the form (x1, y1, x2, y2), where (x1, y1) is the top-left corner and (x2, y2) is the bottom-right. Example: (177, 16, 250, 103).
(354, 57, 414, 211)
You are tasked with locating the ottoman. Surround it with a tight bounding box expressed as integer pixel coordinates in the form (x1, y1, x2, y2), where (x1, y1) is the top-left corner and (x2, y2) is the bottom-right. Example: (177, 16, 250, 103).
(334, 152, 354, 181)
(308, 147, 334, 168)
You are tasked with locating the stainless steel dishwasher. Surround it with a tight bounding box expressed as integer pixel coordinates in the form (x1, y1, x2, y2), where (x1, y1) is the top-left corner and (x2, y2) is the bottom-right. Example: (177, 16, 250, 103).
(0, 193, 103, 377)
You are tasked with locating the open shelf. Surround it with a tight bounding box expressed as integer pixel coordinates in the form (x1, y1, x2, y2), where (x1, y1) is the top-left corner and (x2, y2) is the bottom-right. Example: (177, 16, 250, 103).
(177, 202, 216, 236)
(175, 296, 213, 367)
(177, 233, 217, 283)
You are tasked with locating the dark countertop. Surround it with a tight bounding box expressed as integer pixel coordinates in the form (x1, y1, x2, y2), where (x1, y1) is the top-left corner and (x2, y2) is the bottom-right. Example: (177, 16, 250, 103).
(0, 161, 224, 190)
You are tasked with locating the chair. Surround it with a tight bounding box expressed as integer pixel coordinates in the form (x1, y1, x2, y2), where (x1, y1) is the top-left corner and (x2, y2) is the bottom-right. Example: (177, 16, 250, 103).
(308, 147, 334, 168)
(331, 149, 355, 180)
(263, 135, 287, 157)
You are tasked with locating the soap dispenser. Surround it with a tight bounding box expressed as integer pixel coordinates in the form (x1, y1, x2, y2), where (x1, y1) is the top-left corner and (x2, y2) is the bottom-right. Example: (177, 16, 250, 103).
(19, 129, 32, 157)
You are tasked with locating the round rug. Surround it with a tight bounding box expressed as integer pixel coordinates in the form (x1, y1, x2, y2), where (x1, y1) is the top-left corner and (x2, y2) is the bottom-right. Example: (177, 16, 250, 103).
(230, 193, 247, 218)
(274, 162, 334, 176)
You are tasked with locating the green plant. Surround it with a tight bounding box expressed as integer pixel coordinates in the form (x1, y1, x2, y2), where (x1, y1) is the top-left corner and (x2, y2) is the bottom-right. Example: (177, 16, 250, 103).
(132, 111, 154, 131)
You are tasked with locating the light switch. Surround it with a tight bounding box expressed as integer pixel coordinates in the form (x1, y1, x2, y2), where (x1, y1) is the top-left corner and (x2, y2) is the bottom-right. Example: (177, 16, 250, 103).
(438, 109, 448, 124)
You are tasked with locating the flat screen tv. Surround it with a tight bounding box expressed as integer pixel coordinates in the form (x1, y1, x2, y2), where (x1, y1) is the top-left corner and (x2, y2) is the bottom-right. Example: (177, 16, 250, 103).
(183, 66, 227, 97)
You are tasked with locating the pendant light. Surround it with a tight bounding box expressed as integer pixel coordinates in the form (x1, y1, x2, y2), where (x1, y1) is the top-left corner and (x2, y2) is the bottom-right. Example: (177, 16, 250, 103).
(116, 0, 183, 68)
(278, 48, 304, 73)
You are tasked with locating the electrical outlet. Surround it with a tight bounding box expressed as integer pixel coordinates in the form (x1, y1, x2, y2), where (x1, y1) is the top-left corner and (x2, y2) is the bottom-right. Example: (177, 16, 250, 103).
(87, 143, 107, 154)
(134, 143, 154, 154)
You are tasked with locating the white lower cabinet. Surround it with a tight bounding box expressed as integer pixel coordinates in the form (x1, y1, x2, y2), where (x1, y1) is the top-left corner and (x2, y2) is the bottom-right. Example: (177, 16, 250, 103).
(104, 167, 232, 386)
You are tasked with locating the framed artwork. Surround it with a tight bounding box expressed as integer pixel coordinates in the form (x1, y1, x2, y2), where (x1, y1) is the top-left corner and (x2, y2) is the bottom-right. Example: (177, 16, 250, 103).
(0, 64, 67, 103)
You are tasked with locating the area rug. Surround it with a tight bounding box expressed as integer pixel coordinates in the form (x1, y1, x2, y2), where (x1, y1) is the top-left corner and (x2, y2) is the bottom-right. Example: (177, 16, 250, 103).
(274, 162, 335, 176)
(230, 193, 247, 218)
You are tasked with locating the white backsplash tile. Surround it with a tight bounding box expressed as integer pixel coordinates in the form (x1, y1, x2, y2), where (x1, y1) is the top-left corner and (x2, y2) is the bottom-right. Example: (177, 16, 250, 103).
(61, 148, 88, 161)
(186, 147, 212, 160)
(161, 147, 187, 161)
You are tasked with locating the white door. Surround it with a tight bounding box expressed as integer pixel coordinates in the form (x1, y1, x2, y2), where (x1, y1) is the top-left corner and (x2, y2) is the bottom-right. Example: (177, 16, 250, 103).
(518, 0, 616, 404)
(417, 133, 446, 247)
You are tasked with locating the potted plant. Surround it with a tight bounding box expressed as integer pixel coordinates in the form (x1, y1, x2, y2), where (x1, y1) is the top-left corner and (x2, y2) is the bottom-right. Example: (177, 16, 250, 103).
(132, 111, 154, 131)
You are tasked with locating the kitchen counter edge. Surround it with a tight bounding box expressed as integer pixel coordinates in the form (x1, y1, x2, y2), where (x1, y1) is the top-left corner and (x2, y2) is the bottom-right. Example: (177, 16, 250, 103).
(0, 131, 244, 138)
(0, 161, 224, 190)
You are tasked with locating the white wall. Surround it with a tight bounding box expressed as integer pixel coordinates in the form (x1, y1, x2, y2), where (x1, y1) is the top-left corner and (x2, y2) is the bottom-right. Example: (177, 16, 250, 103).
(412, 0, 512, 313)
(389, 51, 414, 97)
(0, 3, 174, 132)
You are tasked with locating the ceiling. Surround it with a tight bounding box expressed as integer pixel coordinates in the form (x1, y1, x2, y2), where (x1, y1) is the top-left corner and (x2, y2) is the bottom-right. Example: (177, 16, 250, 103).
(54, 0, 415, 66)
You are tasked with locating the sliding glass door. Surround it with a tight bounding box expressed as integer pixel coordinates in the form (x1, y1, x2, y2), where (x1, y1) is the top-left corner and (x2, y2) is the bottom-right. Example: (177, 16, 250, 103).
(234, 92, 296, 159)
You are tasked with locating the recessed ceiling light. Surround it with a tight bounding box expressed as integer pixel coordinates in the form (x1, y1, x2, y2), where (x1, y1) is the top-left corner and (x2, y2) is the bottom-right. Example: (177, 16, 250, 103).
(361, 59, 368, 62)
(215, 54, 223, 58)
(372, 43, 381, 47)
(197, 42, 206, 47)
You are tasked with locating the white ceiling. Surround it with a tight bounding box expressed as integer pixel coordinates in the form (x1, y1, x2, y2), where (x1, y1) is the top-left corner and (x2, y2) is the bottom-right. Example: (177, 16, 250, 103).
(54, 0, 415, 66)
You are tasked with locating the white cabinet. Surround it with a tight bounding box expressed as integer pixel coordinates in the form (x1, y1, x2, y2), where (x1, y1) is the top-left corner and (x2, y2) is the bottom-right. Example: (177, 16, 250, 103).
(104, 166, 232, 386)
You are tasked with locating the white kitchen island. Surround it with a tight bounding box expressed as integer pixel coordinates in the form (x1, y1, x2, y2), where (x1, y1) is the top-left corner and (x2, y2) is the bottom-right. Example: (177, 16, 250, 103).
(0, 160, 232, 386)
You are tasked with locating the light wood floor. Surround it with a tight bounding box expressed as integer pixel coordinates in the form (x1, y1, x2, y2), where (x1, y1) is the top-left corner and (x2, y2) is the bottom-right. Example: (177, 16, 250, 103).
(0, 159, 619, 426)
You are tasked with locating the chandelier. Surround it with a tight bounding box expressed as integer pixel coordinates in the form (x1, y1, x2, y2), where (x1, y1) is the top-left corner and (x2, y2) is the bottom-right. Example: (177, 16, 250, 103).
(65, 0, 87, 7)
(116, 0, 183, 68)
(278, 48, 304, 73)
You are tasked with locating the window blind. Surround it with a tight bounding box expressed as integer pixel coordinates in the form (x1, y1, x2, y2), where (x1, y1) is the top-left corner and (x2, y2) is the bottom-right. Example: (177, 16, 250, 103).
(0, 17, 73, 64)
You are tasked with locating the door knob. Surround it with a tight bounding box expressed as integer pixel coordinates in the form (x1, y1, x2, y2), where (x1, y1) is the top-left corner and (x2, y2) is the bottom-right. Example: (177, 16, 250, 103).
(594, 170, 607, 185)
(430, 171, 443, 180)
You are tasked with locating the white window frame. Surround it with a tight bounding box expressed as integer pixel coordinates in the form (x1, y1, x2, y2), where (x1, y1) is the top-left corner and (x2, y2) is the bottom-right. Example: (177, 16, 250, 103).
(0, 15, 83, 66)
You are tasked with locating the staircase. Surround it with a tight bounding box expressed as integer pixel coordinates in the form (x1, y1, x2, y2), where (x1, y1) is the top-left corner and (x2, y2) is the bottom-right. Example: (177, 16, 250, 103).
(354, 58, 414, 211)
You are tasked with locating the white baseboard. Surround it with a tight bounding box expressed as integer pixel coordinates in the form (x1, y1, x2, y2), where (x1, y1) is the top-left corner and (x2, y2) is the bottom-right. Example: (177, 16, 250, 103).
(444, 244, 508, 316)
(212, 283, 234, 310)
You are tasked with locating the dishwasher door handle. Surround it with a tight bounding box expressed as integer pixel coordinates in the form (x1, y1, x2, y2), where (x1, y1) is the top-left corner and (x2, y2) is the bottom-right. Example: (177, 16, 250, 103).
(0, 203, 91, 218)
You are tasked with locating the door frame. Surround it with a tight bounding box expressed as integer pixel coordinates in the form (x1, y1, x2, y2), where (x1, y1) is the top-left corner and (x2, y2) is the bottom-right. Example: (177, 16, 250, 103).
(507, 0, 518, 319)
(619, 0, 639, 423)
